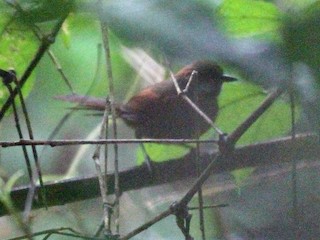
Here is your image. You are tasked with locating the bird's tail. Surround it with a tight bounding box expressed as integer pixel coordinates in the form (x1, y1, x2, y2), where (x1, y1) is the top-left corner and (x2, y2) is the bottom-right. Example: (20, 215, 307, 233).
(55, 94, 113, 112)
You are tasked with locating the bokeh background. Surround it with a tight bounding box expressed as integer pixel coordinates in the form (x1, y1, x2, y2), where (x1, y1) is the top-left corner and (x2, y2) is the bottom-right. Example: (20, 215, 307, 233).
(0, 0, 320, 239)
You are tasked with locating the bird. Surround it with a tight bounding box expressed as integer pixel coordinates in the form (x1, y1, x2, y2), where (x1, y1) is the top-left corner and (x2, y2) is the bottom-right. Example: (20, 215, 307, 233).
(56, 61, 236, 140)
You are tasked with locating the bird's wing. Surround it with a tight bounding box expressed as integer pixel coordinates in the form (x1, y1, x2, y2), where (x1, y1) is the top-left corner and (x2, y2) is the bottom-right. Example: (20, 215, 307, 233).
(118, 87, 161, 122)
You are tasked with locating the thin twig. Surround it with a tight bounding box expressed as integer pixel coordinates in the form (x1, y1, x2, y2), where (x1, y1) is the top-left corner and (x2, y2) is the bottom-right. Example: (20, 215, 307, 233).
(183, 70, 198, 93)
(6, 227, 104, 240)
(0, 138, 219, 147)
(92, 99, 112, 235)
(22, 183, 35, 221)
(179, 154, 222, 207)
(120, 208, 173, 240)
(289, 74, 299, 238)
(194, 94, 206, 240)
(103, 101, 112, 234)
(188, 204, 228, 210)
(94, 218, 105, 237)
(98, 0, 120, 235)
(47, 50, 75, 94)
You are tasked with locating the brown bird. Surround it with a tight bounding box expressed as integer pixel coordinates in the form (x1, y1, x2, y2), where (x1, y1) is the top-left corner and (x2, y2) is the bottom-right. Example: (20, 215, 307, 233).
(56, 61, 236, 140)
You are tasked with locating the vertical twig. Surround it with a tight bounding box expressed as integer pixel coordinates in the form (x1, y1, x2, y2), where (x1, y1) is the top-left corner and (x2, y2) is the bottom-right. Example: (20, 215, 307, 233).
(92, 102, 112, 236)
(170, 68, 209, 239)
(194, 106, 206, 240)
(84, 44, 112, 237)
(97, 0, 120, 236)
(103, 98, 112, 233)
(289, 68, 299, 239)
(191, 72, 205, 240)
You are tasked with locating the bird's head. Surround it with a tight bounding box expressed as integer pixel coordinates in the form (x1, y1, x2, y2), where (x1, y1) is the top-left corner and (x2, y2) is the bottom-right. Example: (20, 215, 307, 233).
(177, 61, 237, 96)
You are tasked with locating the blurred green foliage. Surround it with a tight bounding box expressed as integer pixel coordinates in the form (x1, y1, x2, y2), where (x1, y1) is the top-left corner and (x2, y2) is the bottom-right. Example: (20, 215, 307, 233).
(217, 0, 282, 39)
(0, 12, 37, 114)
(0, 0, 319, 238)
(0, 0, 317, 168)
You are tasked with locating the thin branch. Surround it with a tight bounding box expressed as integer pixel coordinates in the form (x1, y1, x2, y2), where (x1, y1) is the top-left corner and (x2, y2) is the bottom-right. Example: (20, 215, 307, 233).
(6, 227, 104, 240)
(195, 94, 205, 240)
(188, 204, 228, 210)
(92, 100, 112, 235)
(98, 0, 120, 235)
(0, 138, 219, 147)
(46, 49, 75, 94)
(291, 93, 299, 238)
(120, 208, 173, 240)
(183, 70, 198, 93)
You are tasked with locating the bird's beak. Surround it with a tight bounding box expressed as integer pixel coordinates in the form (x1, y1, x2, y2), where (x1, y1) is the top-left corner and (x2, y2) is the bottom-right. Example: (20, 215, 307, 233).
(221, 76, 237, 82)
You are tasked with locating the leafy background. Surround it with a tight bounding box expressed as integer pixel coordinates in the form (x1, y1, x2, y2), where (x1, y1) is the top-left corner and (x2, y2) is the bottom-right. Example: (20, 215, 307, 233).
(0, 0, 319, 239)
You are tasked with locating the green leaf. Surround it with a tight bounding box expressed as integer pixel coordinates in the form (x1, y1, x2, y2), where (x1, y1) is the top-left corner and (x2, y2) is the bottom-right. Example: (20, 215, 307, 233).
(0, 170, 23, 204)
(216, 81, 299, 145)
(137, 143, 191, 164)
(0, 17, 37, 114)
(14, 0, 75, 24)
(283, 6, 320, 75)
(103, 0, 223, 61)
(217, 0, 282, 38)
(60, 19, 71, 49)
(282, 5, 320, 129)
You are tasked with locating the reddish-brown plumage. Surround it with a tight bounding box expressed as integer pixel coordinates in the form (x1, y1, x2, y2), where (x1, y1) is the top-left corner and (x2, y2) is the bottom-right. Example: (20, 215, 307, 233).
(56, 61, 236, 139)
